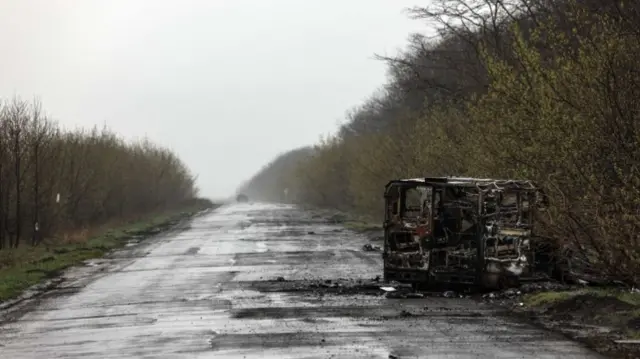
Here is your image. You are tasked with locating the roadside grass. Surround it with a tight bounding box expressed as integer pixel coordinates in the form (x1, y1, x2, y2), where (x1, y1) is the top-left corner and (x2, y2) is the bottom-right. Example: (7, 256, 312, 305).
(523, 288, 640, 308)
(343, 219, 382, 233)
(522, 287, 640, 339)
(0, 204, 216, 302)
(313, 207, 382, 232)
(522, 290, 575, 307)
(337, 212, 381, 232)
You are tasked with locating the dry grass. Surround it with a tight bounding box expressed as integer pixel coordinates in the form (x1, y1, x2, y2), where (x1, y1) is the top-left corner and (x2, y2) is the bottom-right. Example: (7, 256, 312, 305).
(0, 203, 215, 302)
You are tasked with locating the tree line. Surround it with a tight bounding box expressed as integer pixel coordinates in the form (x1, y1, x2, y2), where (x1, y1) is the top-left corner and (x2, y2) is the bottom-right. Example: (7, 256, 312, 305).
(0, 98, 204, 250)
(240, 0, 640, 285)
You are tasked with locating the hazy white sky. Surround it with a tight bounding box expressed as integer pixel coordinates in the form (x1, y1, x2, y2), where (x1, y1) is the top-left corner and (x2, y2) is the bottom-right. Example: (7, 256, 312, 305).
(0, 0, 426, 199)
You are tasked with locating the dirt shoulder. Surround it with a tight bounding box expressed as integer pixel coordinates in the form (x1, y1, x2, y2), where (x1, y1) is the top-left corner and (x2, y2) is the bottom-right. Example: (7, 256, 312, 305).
(481, 284, 640, 358)
(0, 203, 220, 308)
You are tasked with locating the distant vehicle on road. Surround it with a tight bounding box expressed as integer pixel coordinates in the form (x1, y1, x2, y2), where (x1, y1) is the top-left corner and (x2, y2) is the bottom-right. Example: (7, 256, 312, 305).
(236, 193, 249, 203)
(382, 176, 552, 290)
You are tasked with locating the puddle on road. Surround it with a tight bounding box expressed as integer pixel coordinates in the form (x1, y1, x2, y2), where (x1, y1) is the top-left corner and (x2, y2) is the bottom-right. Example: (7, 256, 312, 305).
(232, 251, 336, 266)
(185, 247, 201, 255)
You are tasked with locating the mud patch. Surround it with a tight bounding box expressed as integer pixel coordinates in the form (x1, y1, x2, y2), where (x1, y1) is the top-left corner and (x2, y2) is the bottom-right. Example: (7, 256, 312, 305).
(235, 221, 252, 230)
(25, 313, 136, 322)
(269, 229, 308, 237)
(301, 317, 331, 324)
(185, 247, 200, 255)
(238, 236, 303, 242)
(506, 288, 640, 359)
(48, 297, 233, 311)
(232, 305, 391, 319)
(206, 331, 382, 350)
(28, 318, 159, 333)
(544, 294, 636, 324)
(249, 218, 335, 226)
(46, 339, 98, 347)
(236, 278, 390, 296)
(232, 305, 488, 321)
(233, 251, 334, 266)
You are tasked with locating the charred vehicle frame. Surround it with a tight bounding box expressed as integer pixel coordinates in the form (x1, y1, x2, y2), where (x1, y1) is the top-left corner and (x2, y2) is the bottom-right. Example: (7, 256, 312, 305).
(382, 176, 548, 290)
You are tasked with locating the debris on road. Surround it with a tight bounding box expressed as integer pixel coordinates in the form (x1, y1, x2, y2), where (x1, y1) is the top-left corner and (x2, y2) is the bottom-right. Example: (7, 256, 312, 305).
(385, 292, 405, 299)
(237, 221, 252, 230)
(475, 281, 575, 303)
(405, 292, 424, 298)
(248, 277, 440, 298)
(400, 310, 414, 317)
(319, 280, 341, 288)
(362, 243, 381, 252)
(443, 291, 456, 298)
(386, 291, 426, 299)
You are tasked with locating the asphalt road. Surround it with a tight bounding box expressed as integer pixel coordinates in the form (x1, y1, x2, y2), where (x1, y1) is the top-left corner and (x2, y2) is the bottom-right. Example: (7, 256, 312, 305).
(0, 203, 604, 358)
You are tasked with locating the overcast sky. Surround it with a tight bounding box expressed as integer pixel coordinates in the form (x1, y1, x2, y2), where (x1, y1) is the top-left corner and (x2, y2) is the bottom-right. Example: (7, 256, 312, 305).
(0, 0, 426, 199)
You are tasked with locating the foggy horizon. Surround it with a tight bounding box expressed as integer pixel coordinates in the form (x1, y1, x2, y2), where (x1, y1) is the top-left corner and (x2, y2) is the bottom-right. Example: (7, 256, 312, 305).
(0, 0, 427, 199)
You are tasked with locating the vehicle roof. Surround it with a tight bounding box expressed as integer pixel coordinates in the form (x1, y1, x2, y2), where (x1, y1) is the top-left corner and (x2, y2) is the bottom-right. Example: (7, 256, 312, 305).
(384, 176, 537, 189)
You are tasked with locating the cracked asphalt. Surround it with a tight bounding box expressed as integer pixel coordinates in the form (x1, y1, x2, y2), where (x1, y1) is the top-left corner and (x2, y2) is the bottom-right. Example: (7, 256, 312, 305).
(0, 203, 604, 358)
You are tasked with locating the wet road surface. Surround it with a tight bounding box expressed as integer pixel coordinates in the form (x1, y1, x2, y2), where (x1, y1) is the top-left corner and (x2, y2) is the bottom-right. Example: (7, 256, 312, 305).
(0, 203, 604, 358)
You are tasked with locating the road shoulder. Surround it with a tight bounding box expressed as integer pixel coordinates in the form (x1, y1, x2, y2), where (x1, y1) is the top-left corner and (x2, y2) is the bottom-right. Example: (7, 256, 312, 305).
(0, 203, 220, 321)
(493, 286, 640, 358)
